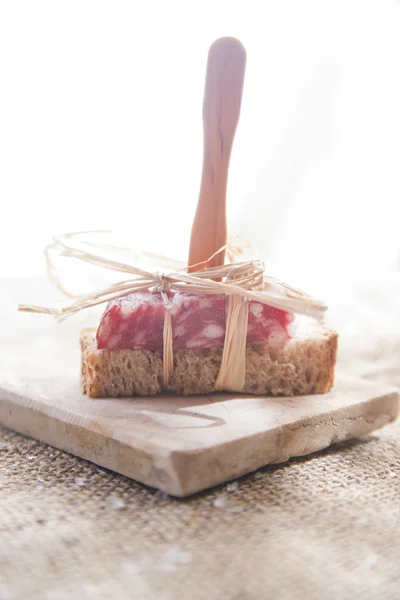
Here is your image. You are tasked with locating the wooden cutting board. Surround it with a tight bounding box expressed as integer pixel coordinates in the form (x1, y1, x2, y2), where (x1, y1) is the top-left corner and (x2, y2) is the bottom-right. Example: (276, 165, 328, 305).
(0, 374, 398, 497)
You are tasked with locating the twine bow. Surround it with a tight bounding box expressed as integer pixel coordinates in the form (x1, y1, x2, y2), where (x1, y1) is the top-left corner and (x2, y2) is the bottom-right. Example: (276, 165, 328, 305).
(18, 231, 328, 393)
(18, 231, 327, 322)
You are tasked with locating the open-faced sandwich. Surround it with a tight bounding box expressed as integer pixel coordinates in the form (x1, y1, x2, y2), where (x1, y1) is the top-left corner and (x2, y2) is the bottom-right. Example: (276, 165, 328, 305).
(80, 291, 337, 398)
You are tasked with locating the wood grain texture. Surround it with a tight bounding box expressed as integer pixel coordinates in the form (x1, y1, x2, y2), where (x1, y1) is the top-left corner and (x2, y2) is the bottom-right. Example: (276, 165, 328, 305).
(188, 37, 246, 272)
(0, 375, 398, 497)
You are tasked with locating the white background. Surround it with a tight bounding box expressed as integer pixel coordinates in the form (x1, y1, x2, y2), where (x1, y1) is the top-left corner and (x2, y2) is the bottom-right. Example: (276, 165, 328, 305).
(1, 0, 400, 283)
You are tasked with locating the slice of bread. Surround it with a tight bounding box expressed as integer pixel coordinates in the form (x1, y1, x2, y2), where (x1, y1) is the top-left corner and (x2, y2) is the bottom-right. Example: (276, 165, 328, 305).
(80, 323, 338, 398)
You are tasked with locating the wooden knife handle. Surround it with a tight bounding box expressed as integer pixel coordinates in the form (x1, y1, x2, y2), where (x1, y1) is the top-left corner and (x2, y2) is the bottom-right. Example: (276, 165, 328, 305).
(188, 37, 246, 272)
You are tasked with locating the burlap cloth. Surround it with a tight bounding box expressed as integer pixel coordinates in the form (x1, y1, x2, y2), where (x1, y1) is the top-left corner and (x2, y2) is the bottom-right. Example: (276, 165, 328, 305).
(1, 278, 399, 600)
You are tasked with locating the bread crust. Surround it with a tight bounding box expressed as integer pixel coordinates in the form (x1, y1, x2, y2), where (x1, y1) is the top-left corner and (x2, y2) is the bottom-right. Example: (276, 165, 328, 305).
(81, 327, 338, 398)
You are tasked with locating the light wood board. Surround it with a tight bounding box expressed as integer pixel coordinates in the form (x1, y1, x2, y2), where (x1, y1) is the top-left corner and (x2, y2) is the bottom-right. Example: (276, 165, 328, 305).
(0, 374, 398, 496)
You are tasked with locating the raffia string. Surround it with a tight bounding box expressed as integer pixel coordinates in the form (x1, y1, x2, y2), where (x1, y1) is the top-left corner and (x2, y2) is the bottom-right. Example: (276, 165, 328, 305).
(215, 294, 249, 392)
(162, 309, 174, 387)
(18, 231, 328, 392)
(154, 274, 174, 388)
(19, 232, 327, 320)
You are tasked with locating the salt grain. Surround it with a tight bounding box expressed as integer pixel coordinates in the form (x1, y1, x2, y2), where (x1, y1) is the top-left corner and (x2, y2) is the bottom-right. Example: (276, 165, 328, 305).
(365, 553, 378, 568)
(226, 481, 239, 493)
(75, 477, 86, 487)
(213, 495, 228, 509)
(230, 506, 245, 514)
(151, 490, 169, 503)
(159, 547, 192, 572)
(122, 555, 153, 574)
(27, 456, 35, 461)
(122, 547, 192, 575)
(107, 494, 126, 510)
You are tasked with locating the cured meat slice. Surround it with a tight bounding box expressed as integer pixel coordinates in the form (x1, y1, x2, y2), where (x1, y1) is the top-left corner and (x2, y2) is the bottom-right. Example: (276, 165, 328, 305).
(96, 291, 293, 351)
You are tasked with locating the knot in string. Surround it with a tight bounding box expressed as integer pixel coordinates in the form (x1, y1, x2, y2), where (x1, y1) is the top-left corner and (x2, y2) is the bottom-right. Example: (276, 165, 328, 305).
(153, 272, 171, 294)
(153, 272, 173, 309)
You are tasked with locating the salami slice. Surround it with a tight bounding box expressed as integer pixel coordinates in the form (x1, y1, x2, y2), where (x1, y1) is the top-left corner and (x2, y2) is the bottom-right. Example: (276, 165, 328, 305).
(96, 291, 293, 351)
